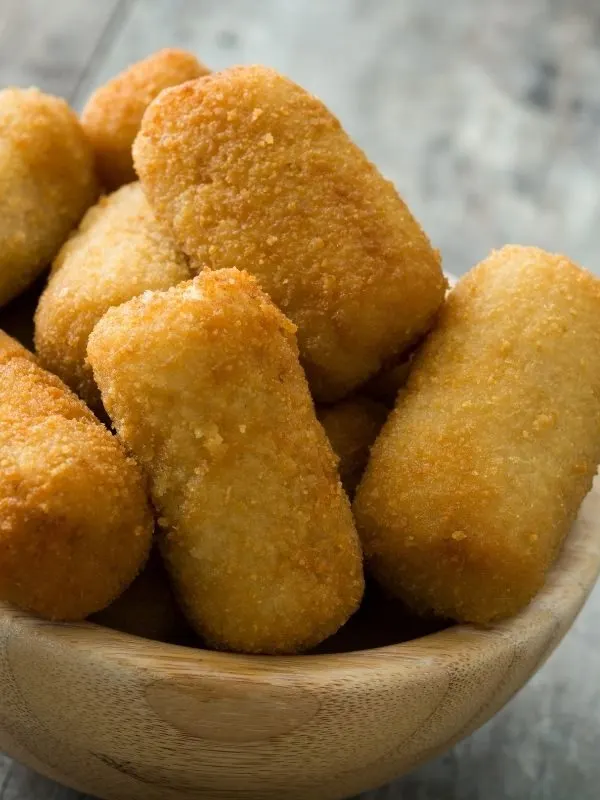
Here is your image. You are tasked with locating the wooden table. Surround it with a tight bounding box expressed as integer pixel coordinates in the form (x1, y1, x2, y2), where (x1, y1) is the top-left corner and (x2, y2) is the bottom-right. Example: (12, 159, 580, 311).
(1, 1, 599, 797)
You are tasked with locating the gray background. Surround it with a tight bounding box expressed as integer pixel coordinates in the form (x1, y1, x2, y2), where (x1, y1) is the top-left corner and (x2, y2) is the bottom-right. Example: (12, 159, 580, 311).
(0, 0, 599, 798)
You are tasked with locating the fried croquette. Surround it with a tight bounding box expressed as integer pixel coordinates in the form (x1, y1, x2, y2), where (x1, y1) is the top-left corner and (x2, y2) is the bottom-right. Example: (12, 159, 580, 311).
(34, 182, 190, 409)
(354, 246, 600, 624)
(81, 48, 209, 190)
(133, 66, 446, 401)
(88, 269, 364, 654)
(318, 397, 387, 496)
(0, 335, 153, 620)
(92, 548, 189, 643)
(0, 88, 97, 307)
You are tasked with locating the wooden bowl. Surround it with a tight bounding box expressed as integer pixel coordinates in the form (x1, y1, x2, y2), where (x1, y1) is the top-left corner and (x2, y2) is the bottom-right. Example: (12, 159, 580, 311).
(1, 479, 599, 800)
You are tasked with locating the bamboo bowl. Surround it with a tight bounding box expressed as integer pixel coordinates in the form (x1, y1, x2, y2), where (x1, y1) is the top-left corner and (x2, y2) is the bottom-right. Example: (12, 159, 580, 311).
(0, 477, 598, 800)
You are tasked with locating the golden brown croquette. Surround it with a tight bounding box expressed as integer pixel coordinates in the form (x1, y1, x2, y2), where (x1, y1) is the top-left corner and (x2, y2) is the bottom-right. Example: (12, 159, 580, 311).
(35, 182, 190, 409)
(81, 48, 208, 190)
(0, 334, 153, 620)
(354, 246, 600, 624)
(0, 88, 97, 307)
(88, 269, 364, 653)
(133, 66, 446, 401)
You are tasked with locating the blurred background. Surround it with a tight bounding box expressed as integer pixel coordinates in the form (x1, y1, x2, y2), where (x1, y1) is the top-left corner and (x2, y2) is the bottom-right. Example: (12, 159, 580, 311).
(2, 0, 600, 276)
(1, 1, 599, 799)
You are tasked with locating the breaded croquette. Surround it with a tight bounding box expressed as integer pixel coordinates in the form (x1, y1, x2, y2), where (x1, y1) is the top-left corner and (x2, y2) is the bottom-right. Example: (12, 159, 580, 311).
(0, 88, 97, 307)
(92, 548, 189, 643)
(81, 49, 208, 190)
(133, 66, 446, 401)
(0, 333, 153, 620)
(88, 269, 364, 654)
(354, 246, 600, 624)
(318, 397, 387, 496)
(35, 182, 190, 409)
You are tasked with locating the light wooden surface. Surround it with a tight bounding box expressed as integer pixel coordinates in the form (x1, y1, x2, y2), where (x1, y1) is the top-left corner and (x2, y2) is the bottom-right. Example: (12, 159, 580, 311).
(1, 480, 599, 800)
(1, 1, 600, 798)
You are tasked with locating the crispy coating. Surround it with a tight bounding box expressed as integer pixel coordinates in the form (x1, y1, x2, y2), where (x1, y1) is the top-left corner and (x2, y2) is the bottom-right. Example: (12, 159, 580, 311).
(0, 330, 36, 364)
(88, 269, 364, 653)
(318, 397, 387, 496)
(0, 335, 153, 620)
(354, 246, 600, 624)
(0, 88, 97, 307)
(92, 548, 189, 643)
(34, 182, 190, 409)
(81, 49, 208, 190)
(133, 66, 446, 401)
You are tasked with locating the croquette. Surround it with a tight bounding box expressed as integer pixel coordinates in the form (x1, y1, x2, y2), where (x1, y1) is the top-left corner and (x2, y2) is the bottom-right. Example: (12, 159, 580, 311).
(133, 66, 446, 400)
(81, 48, 208, 190)
(354, 246, 600, 623)
(35, 182, 190, 408)
(0, 333, 153, 620)
(0, 88, 97, 307)
(88, 269, 364, 653)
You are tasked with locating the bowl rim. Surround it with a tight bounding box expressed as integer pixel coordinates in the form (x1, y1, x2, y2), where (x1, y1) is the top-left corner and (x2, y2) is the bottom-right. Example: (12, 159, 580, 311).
(2, 477, 599, 682)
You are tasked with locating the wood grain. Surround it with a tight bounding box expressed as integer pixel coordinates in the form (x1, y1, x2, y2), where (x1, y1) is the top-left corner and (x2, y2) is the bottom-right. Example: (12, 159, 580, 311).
(0, 479, 598, 800)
